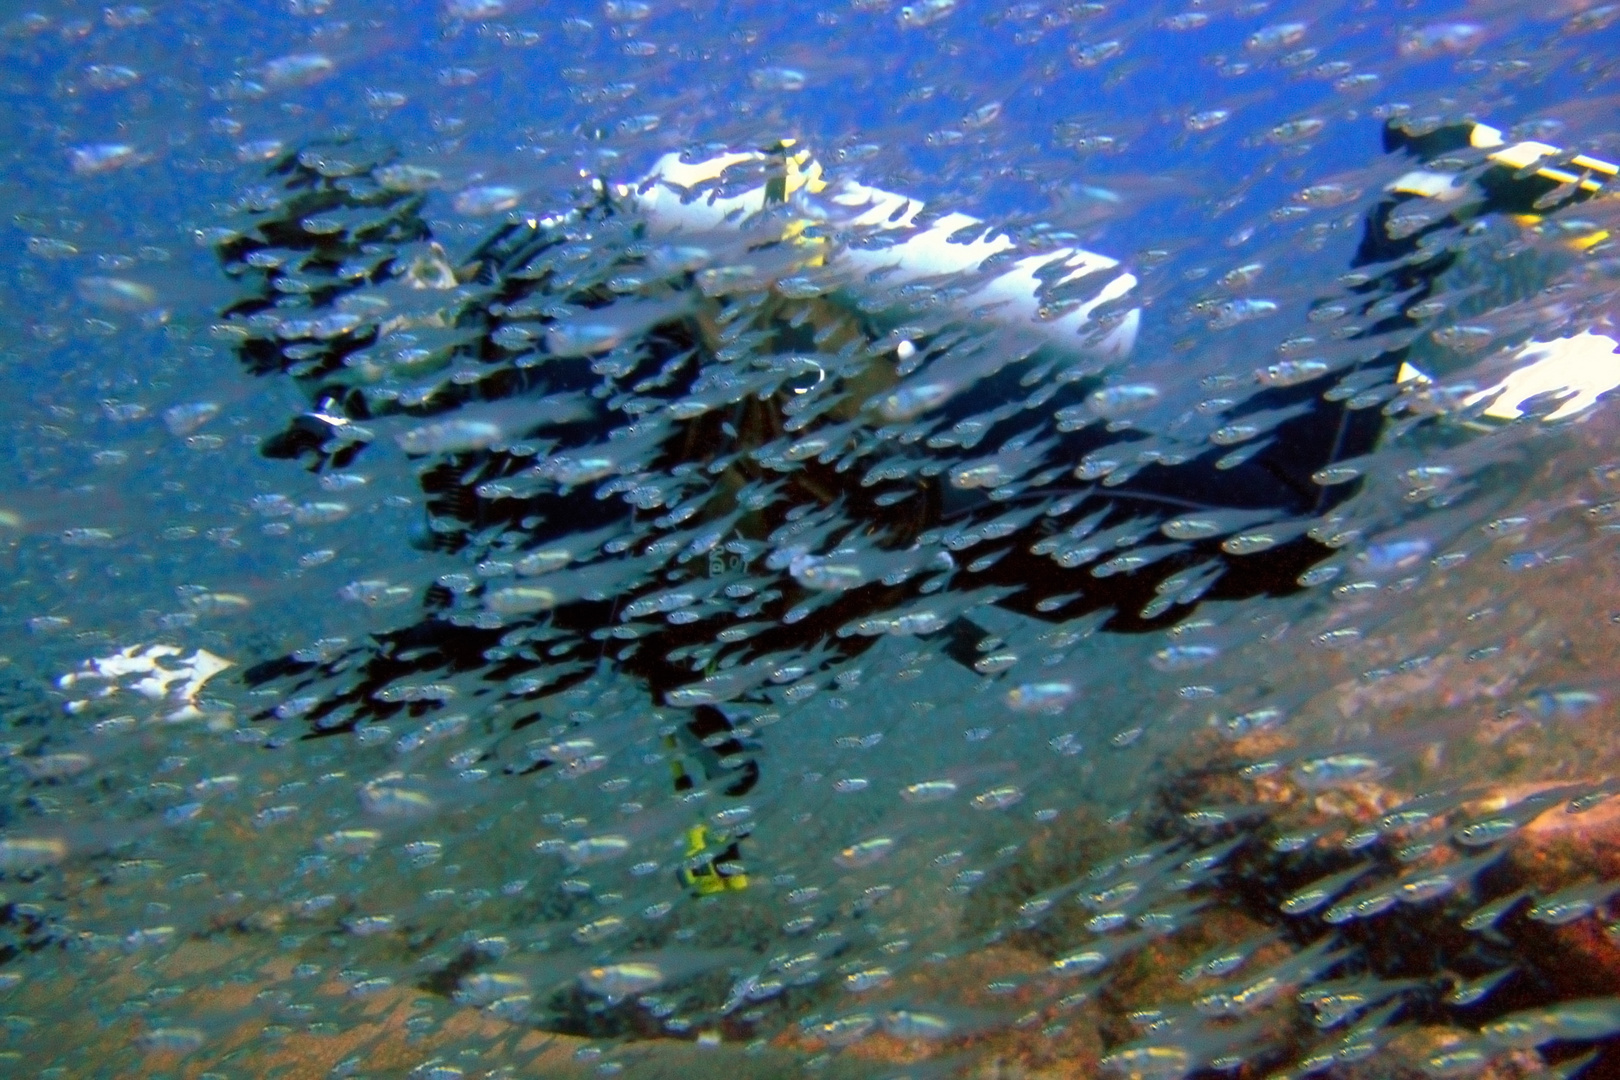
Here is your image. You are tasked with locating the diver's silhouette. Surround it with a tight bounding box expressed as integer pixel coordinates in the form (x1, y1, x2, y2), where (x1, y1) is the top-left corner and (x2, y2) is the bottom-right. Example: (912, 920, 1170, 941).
(222, 119, 1610, 798)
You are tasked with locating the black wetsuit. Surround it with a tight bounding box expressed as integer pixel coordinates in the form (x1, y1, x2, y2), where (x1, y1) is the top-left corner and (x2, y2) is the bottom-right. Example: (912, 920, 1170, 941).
(220, 120, 1604, 797)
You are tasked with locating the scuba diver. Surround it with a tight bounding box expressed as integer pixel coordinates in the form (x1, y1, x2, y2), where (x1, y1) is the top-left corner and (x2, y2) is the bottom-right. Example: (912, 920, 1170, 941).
(217, 115, 1616, 853)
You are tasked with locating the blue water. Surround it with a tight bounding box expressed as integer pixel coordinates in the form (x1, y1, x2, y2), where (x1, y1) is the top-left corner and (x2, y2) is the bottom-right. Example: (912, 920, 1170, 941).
(2, 1, 1619, 1077)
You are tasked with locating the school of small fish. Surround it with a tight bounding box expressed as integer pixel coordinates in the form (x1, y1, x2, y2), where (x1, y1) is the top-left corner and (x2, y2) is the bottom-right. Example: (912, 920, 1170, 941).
(2, 0, 1620, 1077)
